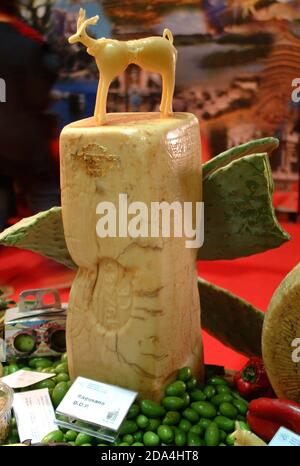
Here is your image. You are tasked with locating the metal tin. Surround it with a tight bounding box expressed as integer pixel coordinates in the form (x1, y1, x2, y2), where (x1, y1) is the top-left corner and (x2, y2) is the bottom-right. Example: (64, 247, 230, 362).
(3, 289, 67, 360)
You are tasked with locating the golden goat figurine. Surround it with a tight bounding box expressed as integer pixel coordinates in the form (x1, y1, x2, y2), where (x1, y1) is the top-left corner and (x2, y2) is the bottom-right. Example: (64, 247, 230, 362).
(68, 8, 177, 125)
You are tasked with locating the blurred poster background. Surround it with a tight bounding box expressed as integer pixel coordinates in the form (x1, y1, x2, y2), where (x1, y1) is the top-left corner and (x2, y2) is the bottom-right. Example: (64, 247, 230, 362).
(19, 0, 300, 216)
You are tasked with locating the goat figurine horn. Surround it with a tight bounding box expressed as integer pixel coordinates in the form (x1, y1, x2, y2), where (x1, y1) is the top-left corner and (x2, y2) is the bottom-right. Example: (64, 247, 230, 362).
(69, 8, 99, 45)
(77, 7, 85, 28)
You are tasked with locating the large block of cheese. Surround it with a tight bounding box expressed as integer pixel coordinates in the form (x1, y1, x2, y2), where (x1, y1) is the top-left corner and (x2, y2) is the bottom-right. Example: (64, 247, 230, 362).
(60, 112, 203, 399)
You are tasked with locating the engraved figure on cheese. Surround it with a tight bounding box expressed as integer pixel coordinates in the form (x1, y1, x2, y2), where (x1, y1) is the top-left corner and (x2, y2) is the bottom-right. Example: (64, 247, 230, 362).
(60, 8, 202, 400)
(68, 8, 177, 125)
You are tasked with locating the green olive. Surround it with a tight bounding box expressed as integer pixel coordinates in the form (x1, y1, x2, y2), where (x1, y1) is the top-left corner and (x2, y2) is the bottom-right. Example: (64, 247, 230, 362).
(75, 433, 93, 446)
(136, 415, 149, 429)
(157, 425, 174, 444)
(42, 430, 64, 444)
(177, 367, 192, 382)
(165, 381, 186, 397)
(143, 431, 160, 446)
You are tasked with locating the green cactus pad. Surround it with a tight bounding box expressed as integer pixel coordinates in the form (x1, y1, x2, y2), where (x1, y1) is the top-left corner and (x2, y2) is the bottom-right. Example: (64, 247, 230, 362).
(203, 137, 279, 179)
(0, 207, 76, 269)
(199, 278, 264, 357)
(199, 153, 290, 260)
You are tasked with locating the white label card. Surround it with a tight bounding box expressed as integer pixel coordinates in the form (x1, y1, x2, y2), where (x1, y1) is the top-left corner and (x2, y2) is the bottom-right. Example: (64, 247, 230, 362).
(56, 376, 138, 431)
(269, 427, 300, 446)
(13, 388, 57, 444)
(1, 369, 55, 389)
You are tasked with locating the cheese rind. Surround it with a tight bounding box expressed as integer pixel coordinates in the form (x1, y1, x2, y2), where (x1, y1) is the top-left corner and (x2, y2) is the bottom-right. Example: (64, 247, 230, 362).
(60, 112, 203, 399)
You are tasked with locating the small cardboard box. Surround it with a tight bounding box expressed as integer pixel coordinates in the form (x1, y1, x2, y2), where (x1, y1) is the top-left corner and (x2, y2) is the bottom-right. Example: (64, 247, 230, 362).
(3, 289, 67, 361)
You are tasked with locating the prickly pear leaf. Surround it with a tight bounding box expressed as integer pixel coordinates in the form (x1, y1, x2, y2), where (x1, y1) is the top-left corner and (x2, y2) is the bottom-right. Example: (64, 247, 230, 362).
(199, 153, 290, 260)
(203, 137, 279, 179)
(0, 207, 76, 270)
(199, 278, 264, 357)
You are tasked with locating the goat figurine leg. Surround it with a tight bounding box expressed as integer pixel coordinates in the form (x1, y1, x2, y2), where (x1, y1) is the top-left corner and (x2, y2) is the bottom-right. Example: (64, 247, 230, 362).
(94, 80, 102, 122)
(160, 67, 175, 117)
(160, 74, 167, 115)
(95, 75, 113, 125)
(166, 68, 175, 116)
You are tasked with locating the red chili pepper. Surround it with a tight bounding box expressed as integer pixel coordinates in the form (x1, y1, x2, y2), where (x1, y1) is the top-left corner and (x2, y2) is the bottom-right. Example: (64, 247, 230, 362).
(247, 412, 280, 441)
(247, 398, 300, 441)
(234, 357, 275, 400)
